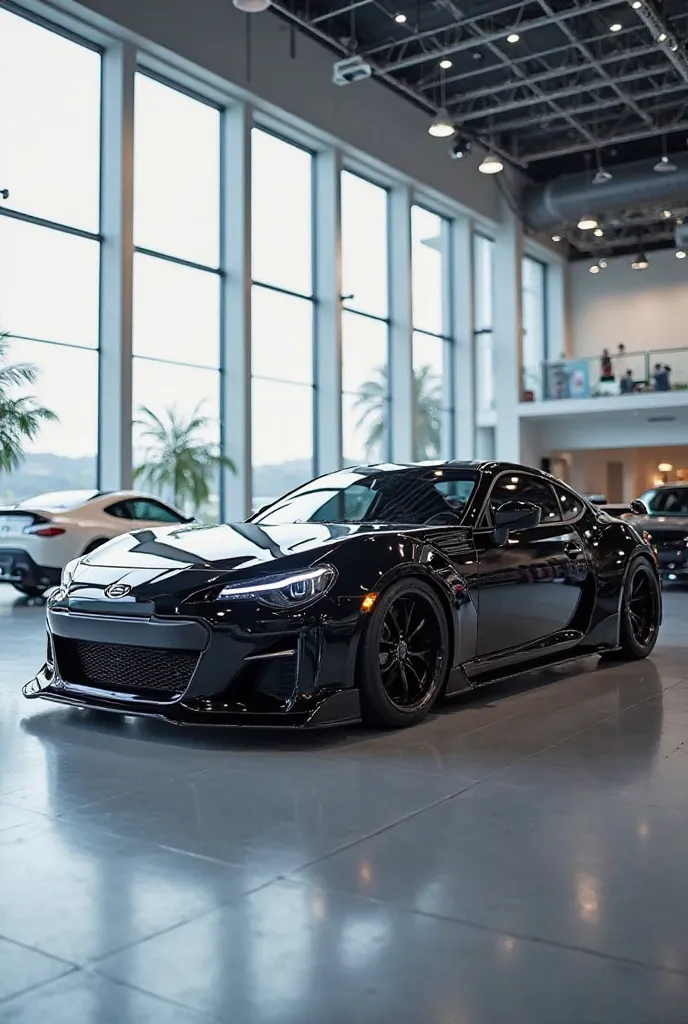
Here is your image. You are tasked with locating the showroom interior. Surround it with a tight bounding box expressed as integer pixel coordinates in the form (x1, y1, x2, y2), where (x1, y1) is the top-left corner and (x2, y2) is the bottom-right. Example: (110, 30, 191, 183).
(2, 0, 688, 1020)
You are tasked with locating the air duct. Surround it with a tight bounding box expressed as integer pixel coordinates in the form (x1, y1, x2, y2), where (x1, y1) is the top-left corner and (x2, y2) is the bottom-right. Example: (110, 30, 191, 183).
(524, 153, 688, 231)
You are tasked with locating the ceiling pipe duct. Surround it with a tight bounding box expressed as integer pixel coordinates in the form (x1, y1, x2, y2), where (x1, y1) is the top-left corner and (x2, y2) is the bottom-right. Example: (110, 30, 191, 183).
(523, 153, 688, 231)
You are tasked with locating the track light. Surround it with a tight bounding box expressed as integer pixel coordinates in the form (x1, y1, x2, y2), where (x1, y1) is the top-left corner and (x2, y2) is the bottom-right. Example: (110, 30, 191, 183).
(657, 32, 667, 43)
(428, 109, 455, 138)
(449, 136, 472, 160)
(394, 12, 407, 23)
(631, 252, 649, 270)
(439, 58, 453, 68)
(506, 33, 520, 43)
(676, 250, 687, 259)
(478, 153, 504, 174)
(594, 227, 604, 237)
(577, 216, 598, 230)
(233, 0, 270, 10)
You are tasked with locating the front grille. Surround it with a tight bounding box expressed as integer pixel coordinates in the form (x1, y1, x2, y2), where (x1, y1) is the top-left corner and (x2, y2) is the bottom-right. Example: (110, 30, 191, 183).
(53, 636, 199, 700)
(650, 530, 688, 549)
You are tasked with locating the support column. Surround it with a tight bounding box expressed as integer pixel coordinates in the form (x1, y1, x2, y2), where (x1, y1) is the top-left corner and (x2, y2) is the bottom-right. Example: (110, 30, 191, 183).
(98, 42, 135, 490)
(451, 216, 475, 460)
(220, 103, 252, 520)
(388, 184, 413, 462)
(492, 200, 523, 463)
(314, 148, 343, 474)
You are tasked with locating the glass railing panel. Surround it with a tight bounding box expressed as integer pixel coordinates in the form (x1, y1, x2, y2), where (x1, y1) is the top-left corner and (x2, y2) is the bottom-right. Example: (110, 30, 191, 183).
(537, 348, 688, 400)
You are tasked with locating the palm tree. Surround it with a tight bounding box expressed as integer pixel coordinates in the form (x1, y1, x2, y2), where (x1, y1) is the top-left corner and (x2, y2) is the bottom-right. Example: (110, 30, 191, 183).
(353, 364, 442, 461)
(134, 404, 235, 513)
(0, 331, 57, 474)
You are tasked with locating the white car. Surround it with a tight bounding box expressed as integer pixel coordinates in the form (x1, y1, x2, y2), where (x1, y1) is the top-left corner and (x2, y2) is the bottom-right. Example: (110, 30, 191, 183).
(0, 489, 192, 597)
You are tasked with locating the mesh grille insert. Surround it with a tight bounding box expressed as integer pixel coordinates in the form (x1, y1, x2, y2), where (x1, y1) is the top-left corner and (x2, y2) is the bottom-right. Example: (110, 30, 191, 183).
(53, 636, 198, 700)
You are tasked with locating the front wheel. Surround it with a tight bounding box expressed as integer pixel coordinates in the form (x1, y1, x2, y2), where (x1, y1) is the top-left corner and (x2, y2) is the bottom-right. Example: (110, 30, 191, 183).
(358, 578, 449, 728)
(12, 584, 47, 599)
(615, 559, 661, 660)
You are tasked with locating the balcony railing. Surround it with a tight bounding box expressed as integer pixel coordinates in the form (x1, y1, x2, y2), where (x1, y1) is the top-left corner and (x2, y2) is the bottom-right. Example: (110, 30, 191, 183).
(527, 348, 688, 402)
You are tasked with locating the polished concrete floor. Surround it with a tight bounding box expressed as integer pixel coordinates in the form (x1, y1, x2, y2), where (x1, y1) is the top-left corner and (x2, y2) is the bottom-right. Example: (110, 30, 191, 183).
(1, 589, 688, 1023)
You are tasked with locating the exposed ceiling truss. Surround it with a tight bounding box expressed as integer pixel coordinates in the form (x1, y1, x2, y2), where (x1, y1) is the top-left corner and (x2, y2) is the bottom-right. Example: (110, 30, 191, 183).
(272, 0, 688, 171)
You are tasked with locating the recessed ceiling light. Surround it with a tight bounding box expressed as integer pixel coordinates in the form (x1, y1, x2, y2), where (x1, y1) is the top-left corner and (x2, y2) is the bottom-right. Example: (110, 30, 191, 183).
(594, 227, 604, 237)
(631, 1, 642, 8)
(439, 58, 453, 69)
(551, 234, 561, 242)
(676, 250, 687, 259)
(663, 209, 672, 218)
(577, 216, 598, 230)
(507, 33, 520, 43)
(610, 22, 622, 32)
(394, 12, 407, 23)
(658, 32, 667, 42)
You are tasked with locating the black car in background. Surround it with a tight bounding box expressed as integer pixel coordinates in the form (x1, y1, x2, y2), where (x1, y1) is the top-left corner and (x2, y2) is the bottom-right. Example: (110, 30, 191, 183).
(634, 484, 688, 582)
(24, 462, 661, 730)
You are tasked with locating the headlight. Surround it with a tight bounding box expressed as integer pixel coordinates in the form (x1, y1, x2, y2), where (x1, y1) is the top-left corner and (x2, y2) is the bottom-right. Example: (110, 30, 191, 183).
(61, 558, 80, 587)
(217, 565, 336, 610)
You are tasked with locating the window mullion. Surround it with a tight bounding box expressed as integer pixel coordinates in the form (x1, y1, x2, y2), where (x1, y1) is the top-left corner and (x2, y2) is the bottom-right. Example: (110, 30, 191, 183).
(388, 184, 413, 463)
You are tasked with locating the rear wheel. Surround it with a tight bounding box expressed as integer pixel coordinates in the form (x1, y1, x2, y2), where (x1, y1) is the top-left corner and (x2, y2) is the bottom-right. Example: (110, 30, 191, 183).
(358, 578, 449, 728)
(615, 559, 661, 660)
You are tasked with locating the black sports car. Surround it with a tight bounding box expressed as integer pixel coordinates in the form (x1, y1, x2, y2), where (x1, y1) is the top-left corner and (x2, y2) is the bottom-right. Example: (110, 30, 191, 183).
(24, 462, 662, 730)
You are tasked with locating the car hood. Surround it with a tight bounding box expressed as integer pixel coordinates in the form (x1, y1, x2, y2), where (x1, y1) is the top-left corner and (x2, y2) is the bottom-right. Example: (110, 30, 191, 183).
(82, 520, 383, 574)
(633, 515, 688, 533)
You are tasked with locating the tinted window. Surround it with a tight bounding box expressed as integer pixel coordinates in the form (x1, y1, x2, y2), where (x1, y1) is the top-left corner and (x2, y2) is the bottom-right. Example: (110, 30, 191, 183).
(643, 488, 688, 516)
(554, 484, 584, 522)
(104, 502, 130, 519)
(252, 469, 479, 526)
(487, 474, 561, 523)
(127, 500, 185, 523)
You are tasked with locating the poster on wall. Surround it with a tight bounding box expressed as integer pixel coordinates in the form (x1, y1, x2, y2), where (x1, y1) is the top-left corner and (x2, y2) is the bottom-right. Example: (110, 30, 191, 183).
(546, 359, 590, 400)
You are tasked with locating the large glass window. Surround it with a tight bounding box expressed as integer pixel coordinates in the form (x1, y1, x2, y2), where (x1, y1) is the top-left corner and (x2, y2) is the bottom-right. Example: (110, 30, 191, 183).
(411, 206, 453, 461)
(341, 172, 389, 465)
(522, 255, 547, 401)
(473, 234, 495, 417)
(132, 74, 222, 521)
(251, 129, 315, 509)
(0, 11, 101, 502)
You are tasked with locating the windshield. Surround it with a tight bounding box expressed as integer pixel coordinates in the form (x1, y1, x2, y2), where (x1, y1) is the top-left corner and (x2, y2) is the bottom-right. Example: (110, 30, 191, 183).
(251, 469, 479, 527)
(18, 489, 99, 512)
(640, 488, 688, 517)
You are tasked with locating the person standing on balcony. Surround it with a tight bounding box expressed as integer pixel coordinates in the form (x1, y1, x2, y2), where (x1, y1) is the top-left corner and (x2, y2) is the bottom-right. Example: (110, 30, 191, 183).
(600, 348, 613, 381)
(616, 343, 627, 377)
(653, 363, 671, 391)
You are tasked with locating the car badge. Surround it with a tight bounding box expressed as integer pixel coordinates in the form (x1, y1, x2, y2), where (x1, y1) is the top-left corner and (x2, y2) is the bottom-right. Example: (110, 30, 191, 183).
(104, 583, 132, 599)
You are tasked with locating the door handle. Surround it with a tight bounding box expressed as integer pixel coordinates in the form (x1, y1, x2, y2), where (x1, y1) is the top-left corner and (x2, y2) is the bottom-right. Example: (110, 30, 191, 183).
(565, 542, 583, 559)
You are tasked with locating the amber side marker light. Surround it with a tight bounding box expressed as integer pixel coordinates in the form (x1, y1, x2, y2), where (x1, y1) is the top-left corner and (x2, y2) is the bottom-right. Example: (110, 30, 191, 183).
(361, 593, 378, 612)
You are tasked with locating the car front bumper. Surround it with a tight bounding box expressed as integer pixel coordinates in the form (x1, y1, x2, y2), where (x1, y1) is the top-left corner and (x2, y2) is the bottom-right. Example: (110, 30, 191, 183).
(23, 604, 362, 728)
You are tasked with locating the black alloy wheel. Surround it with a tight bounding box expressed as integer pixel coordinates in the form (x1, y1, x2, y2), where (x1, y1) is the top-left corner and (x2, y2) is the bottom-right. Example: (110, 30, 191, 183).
(358, 578, 449, 728)
(616, 560, 660, 660)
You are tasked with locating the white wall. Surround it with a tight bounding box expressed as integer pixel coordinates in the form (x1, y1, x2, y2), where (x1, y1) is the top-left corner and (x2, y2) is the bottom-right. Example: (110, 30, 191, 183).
(567, 446, 688, 501)
(56, 0, 501, 220)
(569, 248, 688, 360)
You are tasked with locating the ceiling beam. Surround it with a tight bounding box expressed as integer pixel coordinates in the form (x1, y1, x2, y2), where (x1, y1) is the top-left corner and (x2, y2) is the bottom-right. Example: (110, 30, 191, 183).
(522, 119, 688, 163)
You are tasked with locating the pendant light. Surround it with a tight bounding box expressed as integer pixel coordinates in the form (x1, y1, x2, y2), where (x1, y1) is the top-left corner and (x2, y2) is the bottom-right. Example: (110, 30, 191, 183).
(654, 136, 677, 173)
(233, 0, 270, 10)
(429, 64, 455, 138)
(478, 152, 504, 174)
(577, 216, 598, 230)
(631, 252, 649, 270)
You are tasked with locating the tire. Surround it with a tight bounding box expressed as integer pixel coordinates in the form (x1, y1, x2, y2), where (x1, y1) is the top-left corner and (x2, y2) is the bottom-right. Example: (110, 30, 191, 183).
(358, 577, 450, 729)
(614, 558, 661, 661)
(12, 584, 47, 599)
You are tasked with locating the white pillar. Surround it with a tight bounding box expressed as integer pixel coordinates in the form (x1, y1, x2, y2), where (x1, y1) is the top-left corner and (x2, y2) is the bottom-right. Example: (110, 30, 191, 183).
(451, 216, 475, 459)
(492, 200, 522, 463)
(220, 103, 252, 519)
(546, 259, 566, 361)
(314, 148, 343, 474)
(98, 42, 135, 490)
(388, 184, 413, 462)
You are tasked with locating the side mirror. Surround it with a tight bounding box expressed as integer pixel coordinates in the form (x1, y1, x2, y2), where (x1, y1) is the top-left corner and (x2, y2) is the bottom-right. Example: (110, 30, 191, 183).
(629, 499, 648, 516)
(493, 500, 541, 546)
